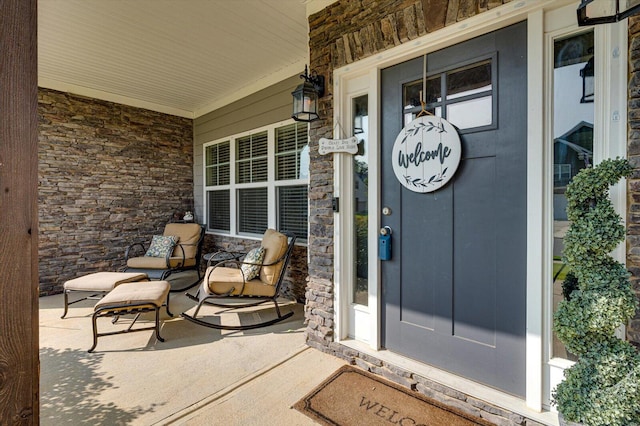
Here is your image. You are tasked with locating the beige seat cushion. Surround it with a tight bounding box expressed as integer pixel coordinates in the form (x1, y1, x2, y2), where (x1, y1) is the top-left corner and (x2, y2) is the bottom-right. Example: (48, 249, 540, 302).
(206, 266, 276, 298)
(126, 256, 196, 269)
(258, 229, 289, 285)
(64, 272, 148, 292)
(164, 223, 201, 259)
(95, 280, 170, 311)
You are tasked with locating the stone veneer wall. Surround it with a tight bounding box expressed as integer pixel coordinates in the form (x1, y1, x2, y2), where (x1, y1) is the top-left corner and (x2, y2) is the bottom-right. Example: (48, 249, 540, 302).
(304, 1, 567, 425)
(38, 88, 194, 295)
(628, 16, 640, 347)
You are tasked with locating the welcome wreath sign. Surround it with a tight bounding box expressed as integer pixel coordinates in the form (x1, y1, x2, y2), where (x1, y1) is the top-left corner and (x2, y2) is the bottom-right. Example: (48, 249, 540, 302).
(391, 115, 461, 193)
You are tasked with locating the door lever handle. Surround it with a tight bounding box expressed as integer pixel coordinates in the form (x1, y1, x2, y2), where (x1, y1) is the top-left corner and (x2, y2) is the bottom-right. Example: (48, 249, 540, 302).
(379, 226, 392, 260)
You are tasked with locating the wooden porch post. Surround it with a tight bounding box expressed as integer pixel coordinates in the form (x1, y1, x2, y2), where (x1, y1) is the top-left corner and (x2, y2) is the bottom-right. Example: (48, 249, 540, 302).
(0, 0, 39, 423)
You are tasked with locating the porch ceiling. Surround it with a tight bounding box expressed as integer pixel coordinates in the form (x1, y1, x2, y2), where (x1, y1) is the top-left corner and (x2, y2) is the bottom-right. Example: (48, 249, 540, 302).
(38, 0, 317, 118)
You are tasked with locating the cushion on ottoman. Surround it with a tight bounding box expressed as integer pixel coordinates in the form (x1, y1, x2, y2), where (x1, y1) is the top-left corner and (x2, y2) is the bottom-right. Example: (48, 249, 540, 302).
(95, 280, 170, 311)
(89, 280, 172, 353)
(64, 272, 148, 292)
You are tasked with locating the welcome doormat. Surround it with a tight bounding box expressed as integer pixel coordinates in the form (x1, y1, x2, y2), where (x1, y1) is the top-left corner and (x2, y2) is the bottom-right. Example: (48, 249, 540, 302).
(293, 365, 494, 426)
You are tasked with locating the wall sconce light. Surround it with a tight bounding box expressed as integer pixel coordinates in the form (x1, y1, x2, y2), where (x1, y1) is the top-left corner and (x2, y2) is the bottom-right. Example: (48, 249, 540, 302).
(580, 56, 594, 103)
(291, 65, 325, 122)
(577, 0, 640, 26)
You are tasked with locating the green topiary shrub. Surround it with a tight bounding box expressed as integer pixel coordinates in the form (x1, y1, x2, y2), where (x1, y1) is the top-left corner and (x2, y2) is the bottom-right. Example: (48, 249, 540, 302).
(552, 158, 640, 426)
(561, 271, 579, 301)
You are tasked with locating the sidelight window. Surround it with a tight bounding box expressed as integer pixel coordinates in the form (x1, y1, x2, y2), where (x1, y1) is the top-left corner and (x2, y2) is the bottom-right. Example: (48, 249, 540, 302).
(551, 30, 594, 361)
(353, 95, 369, 306)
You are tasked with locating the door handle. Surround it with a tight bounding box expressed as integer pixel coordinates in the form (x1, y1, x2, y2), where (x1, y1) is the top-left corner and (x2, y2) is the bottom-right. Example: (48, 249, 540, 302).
(379, 226, 392, 260)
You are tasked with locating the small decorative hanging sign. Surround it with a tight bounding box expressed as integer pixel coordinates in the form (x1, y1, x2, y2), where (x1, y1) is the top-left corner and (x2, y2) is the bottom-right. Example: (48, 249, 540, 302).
(392, 116, 461, 193)
(319, 136, 359, 155)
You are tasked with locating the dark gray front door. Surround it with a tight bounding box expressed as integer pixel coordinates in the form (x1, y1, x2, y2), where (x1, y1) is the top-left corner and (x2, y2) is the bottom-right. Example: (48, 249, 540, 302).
(381, 22, 527, 397)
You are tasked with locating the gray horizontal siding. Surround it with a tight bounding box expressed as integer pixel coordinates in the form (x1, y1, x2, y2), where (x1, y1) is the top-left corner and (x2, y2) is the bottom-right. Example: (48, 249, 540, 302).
(195, 74, 299, 143)
(193, 74, 299, 224)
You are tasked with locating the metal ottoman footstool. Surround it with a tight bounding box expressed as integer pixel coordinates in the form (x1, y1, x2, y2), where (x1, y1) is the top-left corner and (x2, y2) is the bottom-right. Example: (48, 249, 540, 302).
(61, 271, 149, 318)
(88, 280, 172, 353)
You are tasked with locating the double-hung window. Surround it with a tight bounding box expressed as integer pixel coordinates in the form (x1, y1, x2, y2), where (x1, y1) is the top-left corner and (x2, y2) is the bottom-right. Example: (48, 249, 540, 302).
(204, 121, 309, 241)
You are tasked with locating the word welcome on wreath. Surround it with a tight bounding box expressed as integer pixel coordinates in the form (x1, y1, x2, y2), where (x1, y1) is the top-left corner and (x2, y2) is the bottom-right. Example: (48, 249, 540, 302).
(391, 116, 461, 193)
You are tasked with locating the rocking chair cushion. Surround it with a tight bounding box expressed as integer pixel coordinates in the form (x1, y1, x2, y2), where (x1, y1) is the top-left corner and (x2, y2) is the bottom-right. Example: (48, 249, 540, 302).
(164, 223, 202, 259)
(127, 256, 197, 269)
(145, 235, 178, 258)
(64, 272, 149, 292)
(206, 266, 277, 297)
(94, 280, 170, 311)
(259, 229, 289, 285)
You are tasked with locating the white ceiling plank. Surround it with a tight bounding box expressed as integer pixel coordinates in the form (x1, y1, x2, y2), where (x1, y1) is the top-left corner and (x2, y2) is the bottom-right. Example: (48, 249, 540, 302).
(38, 0, 310, 118)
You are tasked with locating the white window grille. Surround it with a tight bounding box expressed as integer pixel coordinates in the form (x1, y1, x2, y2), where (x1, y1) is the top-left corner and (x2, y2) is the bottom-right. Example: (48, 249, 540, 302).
(204, 121, 309, 241)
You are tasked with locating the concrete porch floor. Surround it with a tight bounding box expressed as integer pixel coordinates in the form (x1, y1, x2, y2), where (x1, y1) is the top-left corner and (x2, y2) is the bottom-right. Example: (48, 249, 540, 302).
(39, 273, 346, 425)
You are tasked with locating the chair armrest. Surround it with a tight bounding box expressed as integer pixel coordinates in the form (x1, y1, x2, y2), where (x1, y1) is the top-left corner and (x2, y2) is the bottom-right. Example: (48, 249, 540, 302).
(170, 242, 199, 268)
(204, 259, 247, 295)
(164, 245, 174, 268)
(172, 244, 187, 267)
(206, 256, 279, 277)
(206, 258, 243, 270)
(205, 257, 267, 281)
(205, 250, 245, 267)
(125, 242, 147, 261)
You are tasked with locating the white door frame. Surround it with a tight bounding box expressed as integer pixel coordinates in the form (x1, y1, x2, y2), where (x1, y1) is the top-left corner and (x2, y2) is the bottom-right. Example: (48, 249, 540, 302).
(542, 3, 629, 406)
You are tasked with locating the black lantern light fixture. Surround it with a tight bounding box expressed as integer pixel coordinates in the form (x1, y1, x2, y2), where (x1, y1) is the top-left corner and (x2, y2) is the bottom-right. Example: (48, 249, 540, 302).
(291, 65, 325, 122)
(580, 56, 594, 103)
(577, 0, 640, 26)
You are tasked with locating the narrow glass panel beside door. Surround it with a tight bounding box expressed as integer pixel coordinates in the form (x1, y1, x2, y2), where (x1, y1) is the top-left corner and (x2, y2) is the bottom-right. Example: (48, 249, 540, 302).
(552, 30, 594, 361)
(353, 95, 369, 306)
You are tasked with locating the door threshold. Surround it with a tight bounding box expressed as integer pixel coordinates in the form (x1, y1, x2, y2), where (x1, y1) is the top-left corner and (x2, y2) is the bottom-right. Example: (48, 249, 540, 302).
(338, 339, 559, 426)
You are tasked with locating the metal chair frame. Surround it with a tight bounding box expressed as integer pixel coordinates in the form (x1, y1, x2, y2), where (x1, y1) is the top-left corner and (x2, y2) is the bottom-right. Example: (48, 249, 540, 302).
(124, 224, 206, 291)
(181, 232, 296, 331)
(89, 293, 172, 353)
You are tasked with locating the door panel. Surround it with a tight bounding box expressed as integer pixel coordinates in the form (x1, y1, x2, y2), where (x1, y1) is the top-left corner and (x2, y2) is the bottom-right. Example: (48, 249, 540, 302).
(453, 156, 497, 347)
(381, 22, 527, 397)
(401, 188, 452, 331)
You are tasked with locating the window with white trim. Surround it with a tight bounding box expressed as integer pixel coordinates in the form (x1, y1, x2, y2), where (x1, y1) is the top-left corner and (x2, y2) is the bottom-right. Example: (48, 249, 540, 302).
(204, 121, 309, 241)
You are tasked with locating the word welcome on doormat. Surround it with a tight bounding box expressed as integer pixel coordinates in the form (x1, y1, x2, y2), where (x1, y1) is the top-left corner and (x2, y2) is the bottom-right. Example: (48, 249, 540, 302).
(293, 365, 494, 426)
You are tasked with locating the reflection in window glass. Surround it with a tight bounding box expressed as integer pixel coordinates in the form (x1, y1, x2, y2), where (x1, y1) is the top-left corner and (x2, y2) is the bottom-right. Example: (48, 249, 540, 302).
(205, 122, 309, 237)
(401, 58, 493, 130)
(446, 96, 492, 129)
(552, 31, 594, 361)
(205, 142, 230, 186)
(276, 123, 308, 180)
(208, 190, 230, 232)
(404, 107, 441, 127)
(237, 187, 268, 235)
(278, 185, 308, 240)
(403, 77, 440, 110)
(403, 77, 441, 126)
(446, 60, 491, 100)
(236, 131, 268, 183)
(353, 95, 369, 306)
